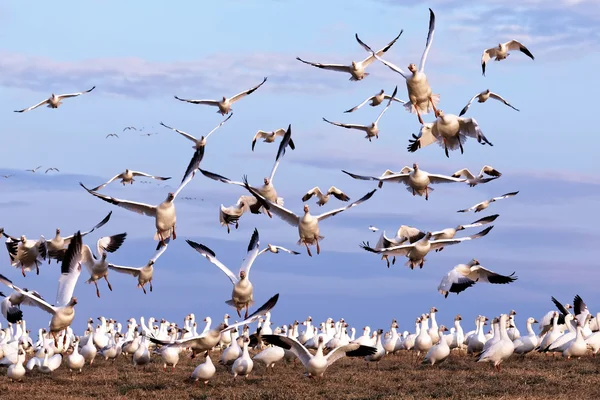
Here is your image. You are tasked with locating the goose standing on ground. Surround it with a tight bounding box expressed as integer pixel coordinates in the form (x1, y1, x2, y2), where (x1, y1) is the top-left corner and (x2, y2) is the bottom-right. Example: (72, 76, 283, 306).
(481, 40, 534, 76)
(107, 240, 169, 294)
(301, 186, 350, 206)
(344, 89, 406, 113)
(0, 232, 83, 346)
(407, 110, 493, 158)
(186, 228, 261, 319)
(467, 316, 488, 355)
(27, 348, 62, 373)
(4, 235, 47, 277)
(253, 343, 285, 372)
(252, 128, 296, 151)
(342, 163, 466, 200)
(437, 259, 517, 298)
(361, 227, 493, 270)
(513, 317, 539, 356)
(174, 78, 267, 115)
(323, 86, 398, 142)
(67, 338, 85, 373)
(457, 191, 519, 213)
(296, 31, 402, 81)
(7, 347, 26, 381)
(451, 165, 502, 187)
(423, 325, 450, 365)
(80, 233, 127, 298)
(431, 214, 499, 251)
(89, 169, 171, 191)
(14, 86, 95, 113)
(356, 9, 438, 124)
(459, 90, 519, 116)
(414, 315, 433, 356)
(160, 114, 233, 150)
(80, 147, 205, 246)
(477, 314, 515, 370)
(232, 336, 254, 379)
(191, 351, 216, 386)
(507, 310, 520, 341)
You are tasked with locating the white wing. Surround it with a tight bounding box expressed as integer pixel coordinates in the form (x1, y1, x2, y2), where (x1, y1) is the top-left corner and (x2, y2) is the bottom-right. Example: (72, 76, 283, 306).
(261, 334, 312, 367)
(0, 274, 56, 315)
(174, 96, 220, 106)
(451, 168, 476, 180)
(14, 98, 50, 113)
(56, 86, 95, 99)
(429, 227, 494, 251)
(173, 147, 205, 198)
(301, 187, 323, 202)
(468, 265, 517, 285)
(107, 263, 141, 277)
(205, 113, 233, 140)
(460, 214, 499, 229)
(355, 34, 408, 79)
(323, 118, 368, 132)
(457, 117, 493, 146)
(458, 94, 480, 117)
(344, 95, 376, 113)
(426, 173, 467, 184)
(229, 77, 267, 103)
(56, 231, 84, 307)
(505, 40, 535, 60)
(268, 125, 293, 183)
(408, 124, 437, 153)
(130, 170, 171, 181)
(374, 86, 398, 124)
(258, 245, 300, 256)
(80, 183, 156, 217)
(360, 241, 414, 256)
(316, 189, 376, 222)
(418, 9, 435, 73)
(186, 240, 238, 284)
(96, 232, 127, 256)
(159, 122, 198, 142)
(438, 268, 476, 296)
(491, 191, 519, 201)
(296, 57, 350, 73)
(240, 228, 260, 277)
(488, 92, 519, 111)
(359, 31, 403, 67)
(243, 183, 300, 227)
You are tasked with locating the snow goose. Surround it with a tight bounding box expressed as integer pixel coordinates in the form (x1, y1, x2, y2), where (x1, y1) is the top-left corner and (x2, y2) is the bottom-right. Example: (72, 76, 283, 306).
(560, 315, 591, 359)
(80, 233, 127, 297)
(67, 338, 85, 372)
(451, 165, 502, 187)
(437, 258, 517, 298)
(191, 351, 216, 386)
(584, 313, 600, 354)
(0, 232, 83, 346)
(539, 297, 574, 335)
(544, 314, 579, 353)
(323, 86, 398, 141)
(296, 31, 402, 81)
(1, 287, 46, 323)
(459, 90, 519, 117)
(408, 110, 493, 158)
(160, 114, 233, 149)
(4, 235, 47, 276)
(220, 329, 242, 366)
(361, 227, 493, 270)
(431, 214, 499, 250)
(365, 329, 385, 365)
(344, 89, 406, 113)
(537, 312, 563, 351)
(108, 239, 169, 294)
(467, 316, 488, 355)
(481, 41, 534, 76)
(301, 186, 350, 206)
(253, 344, 285, 372)
(457, 191, 519, 213)
(45, 211, 112, 264)
(174, 77, 267, 115)
(369, 226, 379, 232)
(513, 317, 539, 356)
(132, 335, 150, 368)
(477, 314, 514, 370)
(423, 325, 450, 365)
(427, 307, 440, 344)
(507, 310, 520, 341)
(80, 146, 205, 246)
(403, 318, 421, 351)
(252, 128, 296, 151)
(262, 334, 376, 378)
(375, 225, 426, 267)
(446, 315, 465, 352)
(356, 10, 437, 124)
(219, 314, 232, 347)
(382, 320, 399, 354)
(257, 244, 300, 256)
(6, 346, 25, 382)
(573, 294, 597, 333)
(246, 184, 377, 256)
(89, 169, 171, 191)
(343, 163, 465, 200)
(414, 315, 433, 356)
(232, 336, 254, 379)
(186, 228, 261, 319)
(298, 317, 314, 344)
(27, 348, 62, 373)
(14, 86, 95, 113)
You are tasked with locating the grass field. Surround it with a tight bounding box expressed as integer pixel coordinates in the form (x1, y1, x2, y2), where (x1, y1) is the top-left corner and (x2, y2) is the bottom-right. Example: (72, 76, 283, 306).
(2, 348, 600, 400)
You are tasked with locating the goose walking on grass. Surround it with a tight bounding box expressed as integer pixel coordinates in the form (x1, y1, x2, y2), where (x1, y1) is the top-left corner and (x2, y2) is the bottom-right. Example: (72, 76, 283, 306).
(430, 214, 499, 250)
(323, 86, 398, 142)
(14, 86, 95, 113)
(343, 89, 406, 113)
(252, 128, 296, 151)
(356, 9, 438, 124)
(80, 147, 204, 247)
(80, 233, 128, 298)
(174, 78, 267, 115)
(89, 169, 171, 191)
(160, 114, 233, 149)
(7, 347, 26, 382)
(437, 259, 518, 298)
(301, 186, 350, 206)
(186, 229, 261, 319)
(0, 232, 83, 347)
(451, 165, 502, 187)
(4, 235, 47, 277)
(107, 240, 169, 294)
(481, 40, 534, 76)
(457, 191, 519, 213)
(191, 351, 216, 386)
(296, 32, 402, 82)
(459, 90, 519, 116)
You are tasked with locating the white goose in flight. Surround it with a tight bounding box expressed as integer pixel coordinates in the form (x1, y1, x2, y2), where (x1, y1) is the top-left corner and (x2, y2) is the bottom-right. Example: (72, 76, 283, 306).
(459, 90, 519, 117)
(451, 165, 502, 187)
(430, 214, 499, 250)
(481, 40, 534, 76)
(457, 191, 519, 213)
(174, 78, 267, 115)
(323, 86, 398, 142)
(186, 229, 262, 319)
(81, 233, 128, 297)
(80, 147, 205, 246)
(407, 110, 493, 158)
(301, 186, 350, 207)
(356, 9, 438, 124)
(342, 163, 465, 201)
(344, 89, 406, 113)
(14, 86, 95, 113)
(437, 259, 518, 298)
(252, 128, 296, 152)
(360, 227, 493, 269)
(375, 225, 426, 267)
(159, 113, 233, 150)
(4, 235, 47, 277)
(0, 231, 83, 347)
(296, 31, 402, 81)
(89, 170, 171, 191)
(1, 287, 46, 323)
(258, 244, 300, 256)
(108, 240, 169, 294)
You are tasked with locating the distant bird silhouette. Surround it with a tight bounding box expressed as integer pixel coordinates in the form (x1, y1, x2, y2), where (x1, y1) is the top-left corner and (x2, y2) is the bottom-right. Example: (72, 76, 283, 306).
(106, 133, 119, 139)
(123, 126, 137, 131)
(2, 174, 13, 179)
(45, 168, 60, 174)
(26, 166, 42, 173)
(14, 86, 96, 113)
(140, 132, 158, 137)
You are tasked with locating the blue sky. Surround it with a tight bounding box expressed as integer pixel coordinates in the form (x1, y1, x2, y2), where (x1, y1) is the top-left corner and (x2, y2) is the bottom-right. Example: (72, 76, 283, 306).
(0, 0, 599, 336)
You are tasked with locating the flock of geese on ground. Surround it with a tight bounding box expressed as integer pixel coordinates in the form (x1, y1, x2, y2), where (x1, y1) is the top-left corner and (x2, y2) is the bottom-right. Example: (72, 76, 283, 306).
(0, 7, 569, 385)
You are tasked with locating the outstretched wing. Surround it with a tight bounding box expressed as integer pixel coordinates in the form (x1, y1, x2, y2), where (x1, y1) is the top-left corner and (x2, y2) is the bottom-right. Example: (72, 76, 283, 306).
(56, 231, 83, 307)
(418, 9, 435, 73)
(57, 86, 96, 99)
(316, 189, 376, 222)
(269, 124, 293, 183)
(344, 95, 375, 113)
(229, 77, 268, 103)
(296, 57, 349, 73)
(0, 274, 55, 315)
(80, 183, 157, 217)
(186, 240, 238, 284)
(240, 228, 260, 277)
(261, 334, 312, 366)
(221, 293, 280, 333)
(458, 93, 480, 117)
(173, 147, 205, 198)
(159, 121, 198, 142)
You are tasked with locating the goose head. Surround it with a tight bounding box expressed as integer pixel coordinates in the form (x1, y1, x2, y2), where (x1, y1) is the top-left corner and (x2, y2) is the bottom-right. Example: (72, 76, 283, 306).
(221, 96, 227, 102)
(351, 61, 358, 70)
(55, 228, 61, 235)
(69, 297, 78, 306)
(430, 307, 438, 314)
(20, 235, 26, 243)
(469, 259, 480, 266)
(239, 270, 247, 280)
(407, 63, 417, 73)
(303, 204, 310, 214)
(510, 310, 517, 317)
(484, 89, 491, 94)
(378, 89, 385, 95)
(455, 314, 462, 322)
(166, 192, 175, 202)
(439, 325, 448, 333)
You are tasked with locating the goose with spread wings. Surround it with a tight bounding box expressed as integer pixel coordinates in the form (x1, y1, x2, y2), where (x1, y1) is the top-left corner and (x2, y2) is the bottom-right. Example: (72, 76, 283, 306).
(323, 86, 398, 142)
(252, 128, 296, 152)
(356, 9, 438, 124)
(108, 240, 169, 294)
(451, 165, 502, 187)
(80, 233, 127, 298)
(0, 231, 83, 346)
(360, 227, 493, 270)
(5, 235, 47, 277)
(296, 31, 402, 81)
(343, 89, 406, 113)
(430, 214, 499, 251)
(342, 163, 465, 201)
(14, 86, 95, 113)
(375, 225, 426, 267)
(258, 244, 300, 256)
(186, 229, 262, 319)
(457, 191, 519, 213)
(160, 114, 233, 150)
(89, 169, 171, 191)
(438, 258, 517, 298)
(80, 147, 205, 246)
(301, 186, 350, 207)
(407, 110, 493, 158)
(481, 40, 534, 76)
(459, 90, 519, 117)
(174, 78, 267, 115)
(1, 288, 46, 323)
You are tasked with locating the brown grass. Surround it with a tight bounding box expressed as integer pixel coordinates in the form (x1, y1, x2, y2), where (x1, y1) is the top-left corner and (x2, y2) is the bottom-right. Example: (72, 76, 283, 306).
(2, 349, 600, 400)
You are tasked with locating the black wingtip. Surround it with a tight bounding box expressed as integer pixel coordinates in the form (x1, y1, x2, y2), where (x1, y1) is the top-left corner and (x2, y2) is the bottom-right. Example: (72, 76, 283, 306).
(181, 147, 205, 184)
(186, 239, 216, 258)
(247, 228, 260, 253)
(61, 231, 82, 275)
